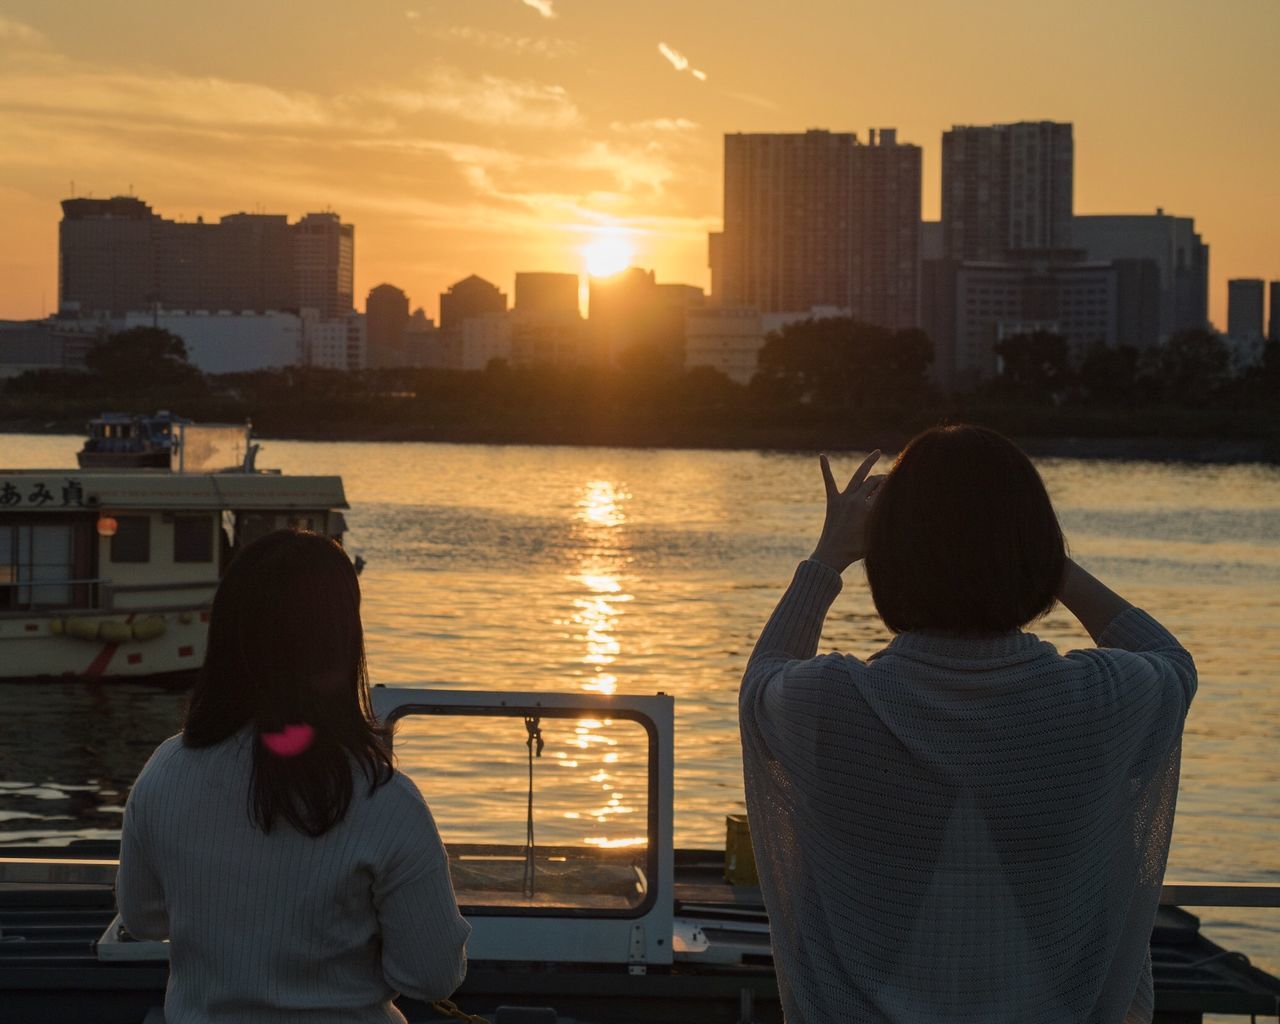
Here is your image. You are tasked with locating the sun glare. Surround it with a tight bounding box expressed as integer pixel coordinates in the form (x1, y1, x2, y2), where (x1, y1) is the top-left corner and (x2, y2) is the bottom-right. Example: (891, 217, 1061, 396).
(582, 235, 635, 278)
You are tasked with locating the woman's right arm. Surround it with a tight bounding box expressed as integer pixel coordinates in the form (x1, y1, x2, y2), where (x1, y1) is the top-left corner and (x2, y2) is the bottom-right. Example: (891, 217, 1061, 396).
(1056, 557, 1134, 643)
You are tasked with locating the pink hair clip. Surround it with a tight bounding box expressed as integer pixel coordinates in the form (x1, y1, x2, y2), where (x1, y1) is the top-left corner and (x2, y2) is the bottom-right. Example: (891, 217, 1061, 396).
(260, 723, 315, 757)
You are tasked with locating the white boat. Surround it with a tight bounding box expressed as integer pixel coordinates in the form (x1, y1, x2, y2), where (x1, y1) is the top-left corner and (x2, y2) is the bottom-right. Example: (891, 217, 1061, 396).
(0, 421, 349, 681)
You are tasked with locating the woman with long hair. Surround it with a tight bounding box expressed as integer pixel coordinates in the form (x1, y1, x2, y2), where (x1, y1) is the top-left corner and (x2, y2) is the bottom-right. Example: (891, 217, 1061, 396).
(741, 425, 1196, 1023)
(117, 530, 469, 1023)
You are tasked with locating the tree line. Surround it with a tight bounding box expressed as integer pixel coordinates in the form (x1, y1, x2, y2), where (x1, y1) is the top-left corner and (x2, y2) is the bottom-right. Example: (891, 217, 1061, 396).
(2, 323, 1277, 448)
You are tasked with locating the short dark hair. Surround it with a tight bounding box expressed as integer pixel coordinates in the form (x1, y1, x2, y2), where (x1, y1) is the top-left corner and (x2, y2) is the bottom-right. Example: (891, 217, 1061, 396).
(864, 425, 1065, 634)
(184, 530, 392, 836)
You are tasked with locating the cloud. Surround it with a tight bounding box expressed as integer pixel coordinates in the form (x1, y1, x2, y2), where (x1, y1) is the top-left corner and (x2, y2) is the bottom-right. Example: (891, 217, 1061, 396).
(437, 25, 575, 58)
(0, 16, 45, 46)
(657, 42, 707, 81)
(521, 0, 556, 18)
(610, 117, 699, 133)
(376, 70, 581, 129)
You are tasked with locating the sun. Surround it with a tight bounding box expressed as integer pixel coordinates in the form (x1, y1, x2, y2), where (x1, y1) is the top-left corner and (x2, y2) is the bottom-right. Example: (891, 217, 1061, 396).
(582, 234, 635, 278)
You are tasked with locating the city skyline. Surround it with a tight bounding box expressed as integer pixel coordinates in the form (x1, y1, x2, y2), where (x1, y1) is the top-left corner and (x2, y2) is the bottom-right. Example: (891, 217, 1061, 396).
(1, 1, 1277, 327)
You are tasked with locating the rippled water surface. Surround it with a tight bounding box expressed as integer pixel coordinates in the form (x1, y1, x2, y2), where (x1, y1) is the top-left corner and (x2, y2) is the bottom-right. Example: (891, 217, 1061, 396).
(1, 435, 1278, 969)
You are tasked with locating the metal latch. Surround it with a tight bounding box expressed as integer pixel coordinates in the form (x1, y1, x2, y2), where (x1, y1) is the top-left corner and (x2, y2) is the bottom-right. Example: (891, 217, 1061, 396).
(628, 922, 646, 975)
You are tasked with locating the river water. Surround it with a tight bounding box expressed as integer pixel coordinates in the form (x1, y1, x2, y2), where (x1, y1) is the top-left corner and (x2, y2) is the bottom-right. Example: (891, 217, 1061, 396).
(1, 435, 1278, 971)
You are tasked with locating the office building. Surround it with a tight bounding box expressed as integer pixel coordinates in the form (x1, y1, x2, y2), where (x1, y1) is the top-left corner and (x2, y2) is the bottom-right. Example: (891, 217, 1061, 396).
(0, 320, 100, 378)
(1073, 211, 1209, 341)
(293, 213, 355, 318)
(59, 197, 354, 318)
(439, 275, 507, 335)
(514, 273, 579, 315)
(366, 284, 411, 368)
(589, 269, 705, 366)
(711, 128, 921, 328)
(942, 121, 1074, 261)
(922, 257, 1159, 390)
(1227, 279, 1265, 341)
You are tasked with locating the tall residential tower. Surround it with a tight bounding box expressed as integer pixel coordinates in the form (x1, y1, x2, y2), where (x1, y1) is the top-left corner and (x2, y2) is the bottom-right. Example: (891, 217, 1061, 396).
(710, 128, 922, 329)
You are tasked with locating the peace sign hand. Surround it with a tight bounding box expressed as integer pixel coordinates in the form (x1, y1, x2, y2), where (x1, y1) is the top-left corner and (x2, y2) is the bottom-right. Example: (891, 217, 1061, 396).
(809, 451, 886, 574)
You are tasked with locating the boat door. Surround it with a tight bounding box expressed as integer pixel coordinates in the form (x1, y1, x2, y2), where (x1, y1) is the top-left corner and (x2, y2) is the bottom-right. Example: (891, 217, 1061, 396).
(371, 686, 675, 970)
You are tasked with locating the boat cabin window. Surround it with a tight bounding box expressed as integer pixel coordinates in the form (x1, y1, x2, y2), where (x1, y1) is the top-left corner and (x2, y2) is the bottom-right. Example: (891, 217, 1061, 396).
(173, 514, 214, 563)
(110, 516, 151, 563)
(0, 521, 92, 610)
(390, 707, 655, 917)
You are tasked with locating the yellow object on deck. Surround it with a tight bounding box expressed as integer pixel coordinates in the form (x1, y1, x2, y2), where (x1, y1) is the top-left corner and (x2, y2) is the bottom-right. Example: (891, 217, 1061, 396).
(131, 616, 167, 641)
(99, 621, 132, 644)
(724, 814, 758, 886)
(64, 618, 100, 641)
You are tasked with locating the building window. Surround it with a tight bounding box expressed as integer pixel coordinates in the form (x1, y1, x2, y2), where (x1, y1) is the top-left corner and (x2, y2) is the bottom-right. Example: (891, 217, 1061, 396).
(173, 514, 214, 563)
(111, 516, 151, 563)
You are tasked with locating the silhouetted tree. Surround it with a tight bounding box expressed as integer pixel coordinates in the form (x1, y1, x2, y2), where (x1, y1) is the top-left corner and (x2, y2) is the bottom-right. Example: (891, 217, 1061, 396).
(1151, 328, 1231, 407)
(1075, 342, 1141, 406)
(85, 327, 206, 395)
(991, 331, 1070, 403)
(753, 317, 933, 408)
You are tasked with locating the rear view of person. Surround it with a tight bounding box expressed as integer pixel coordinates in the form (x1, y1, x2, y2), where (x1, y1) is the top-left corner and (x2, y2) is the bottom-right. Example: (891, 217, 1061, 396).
(118, 530, 470, 1024)
(741, 425, 1196, 1023)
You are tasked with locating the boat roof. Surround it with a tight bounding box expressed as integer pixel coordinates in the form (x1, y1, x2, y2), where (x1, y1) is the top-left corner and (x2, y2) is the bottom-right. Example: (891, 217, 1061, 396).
(0, 471, 348, 511)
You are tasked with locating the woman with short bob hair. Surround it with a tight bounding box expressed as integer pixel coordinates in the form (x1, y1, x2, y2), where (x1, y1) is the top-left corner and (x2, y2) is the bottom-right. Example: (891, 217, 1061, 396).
(118, 530, 470, 1023)
(741, 425, 1196, 1024)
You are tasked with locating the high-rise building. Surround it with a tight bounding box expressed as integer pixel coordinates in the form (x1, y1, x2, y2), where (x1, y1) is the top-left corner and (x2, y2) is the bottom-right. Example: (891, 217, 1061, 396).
(942, 121, 1074, 261)
(712, 128, 922, 328)
(1073, 211, 1209, 342)
(293, 213, 354, 319)
(589, 269, 705, 366)
(1269, 282, 1280, 343)
(1227, 279, 1265, 340)
(59, 197, 354, 318)
(514, 272, 579, 314)
(365, 284, 411, 368)
(59, 197, 157, 316)
(439, 275, 507, 335)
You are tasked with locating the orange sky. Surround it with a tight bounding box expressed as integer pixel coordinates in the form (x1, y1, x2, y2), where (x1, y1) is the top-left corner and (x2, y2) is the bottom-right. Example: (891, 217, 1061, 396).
(1, 0, 1276, 328)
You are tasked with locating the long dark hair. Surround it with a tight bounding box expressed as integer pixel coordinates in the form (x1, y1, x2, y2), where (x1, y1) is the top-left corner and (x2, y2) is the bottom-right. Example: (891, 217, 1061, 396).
(184, 529, 392, 836)
(865, 424, 1065, 634)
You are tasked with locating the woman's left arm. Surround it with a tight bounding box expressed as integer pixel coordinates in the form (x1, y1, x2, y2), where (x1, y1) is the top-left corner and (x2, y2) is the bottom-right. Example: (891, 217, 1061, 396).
(116, 794, 169, 940)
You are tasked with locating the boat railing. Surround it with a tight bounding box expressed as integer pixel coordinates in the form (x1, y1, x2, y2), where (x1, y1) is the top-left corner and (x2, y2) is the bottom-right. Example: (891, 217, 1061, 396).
(0, 576, 216, 615)
(0, 857, 1276, 910)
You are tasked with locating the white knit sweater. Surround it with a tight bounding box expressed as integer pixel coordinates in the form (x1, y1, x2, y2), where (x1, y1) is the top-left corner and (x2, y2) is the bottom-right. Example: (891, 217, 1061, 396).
(740, 560, 1196, 1024)
(117, 731, 471, 1024)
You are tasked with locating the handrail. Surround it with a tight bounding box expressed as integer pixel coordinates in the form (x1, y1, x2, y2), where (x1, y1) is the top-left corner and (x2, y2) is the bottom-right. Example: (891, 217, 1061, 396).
(0, 578, 112, 588)
(1160, 882, 1280, 908)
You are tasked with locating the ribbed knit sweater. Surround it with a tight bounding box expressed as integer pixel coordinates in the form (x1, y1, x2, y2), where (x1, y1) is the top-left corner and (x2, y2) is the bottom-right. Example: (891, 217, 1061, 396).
(740, 560, 1196, 1024)
(117, 731, 471, 1024)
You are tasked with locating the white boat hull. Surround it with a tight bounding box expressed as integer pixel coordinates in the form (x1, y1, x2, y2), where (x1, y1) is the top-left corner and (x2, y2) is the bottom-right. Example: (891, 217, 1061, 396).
(0, 609, 209, 680)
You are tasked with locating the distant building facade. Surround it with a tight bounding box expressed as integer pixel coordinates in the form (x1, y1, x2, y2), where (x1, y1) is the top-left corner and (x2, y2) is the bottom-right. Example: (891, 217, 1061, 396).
(119, 311, 303, 374)
(1073, 211, 1209, 341)
(1227, 278, 1265, 341)
(922, 257, 1159, 390)
(1270, 282, 1280, 343)
(0, 320, 100, 378)
(942, 121, 1074, 261)
(59, 197, 354, 318)
(514, 272, 579, 315)
(711, 128, 921, 328)
(590, 269, 704, 366)
(439, 275, 507, 335)
(365, 283, 411, 368)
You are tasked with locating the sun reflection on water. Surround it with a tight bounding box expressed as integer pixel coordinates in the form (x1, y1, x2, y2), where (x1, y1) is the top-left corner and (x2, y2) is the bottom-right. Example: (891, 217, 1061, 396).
(564, 479, 645, 848)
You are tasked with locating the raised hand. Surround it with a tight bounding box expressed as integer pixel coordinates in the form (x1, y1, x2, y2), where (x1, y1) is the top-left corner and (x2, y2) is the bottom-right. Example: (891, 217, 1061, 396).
(810, 451, 885, 573)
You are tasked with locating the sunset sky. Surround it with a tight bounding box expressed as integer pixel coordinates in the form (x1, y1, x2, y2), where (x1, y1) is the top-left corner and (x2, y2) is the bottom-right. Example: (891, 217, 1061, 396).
(1, 0, 1276, 327)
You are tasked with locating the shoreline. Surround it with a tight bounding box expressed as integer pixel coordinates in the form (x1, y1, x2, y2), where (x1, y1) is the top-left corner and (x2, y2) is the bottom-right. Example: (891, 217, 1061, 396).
(1, 420, 1273, 464)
